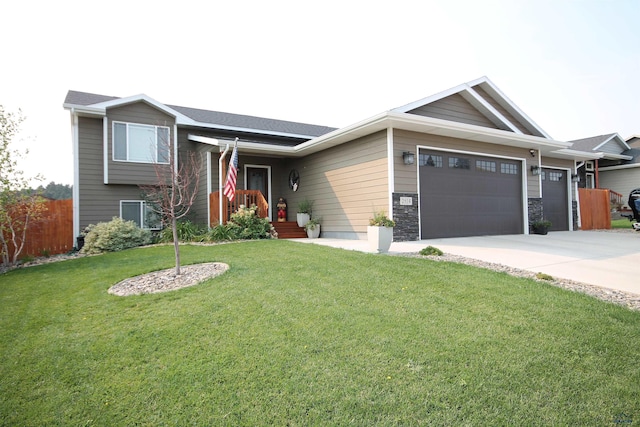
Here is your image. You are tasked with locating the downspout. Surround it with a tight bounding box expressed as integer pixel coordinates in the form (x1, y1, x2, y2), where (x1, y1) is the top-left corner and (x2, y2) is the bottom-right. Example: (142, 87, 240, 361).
(218, 144, 231, 224)
(71, 108, 80, 246)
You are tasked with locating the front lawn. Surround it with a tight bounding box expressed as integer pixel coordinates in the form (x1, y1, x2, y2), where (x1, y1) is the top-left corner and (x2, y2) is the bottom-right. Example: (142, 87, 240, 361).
(1, 241, 638, 425)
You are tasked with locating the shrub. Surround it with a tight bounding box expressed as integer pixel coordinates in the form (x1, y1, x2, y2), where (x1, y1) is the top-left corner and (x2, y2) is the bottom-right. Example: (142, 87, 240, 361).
(420, 246, 443, 256)
(227, 205, 276, 240)
(536, 272, 554, 281)
(369, 211, 396, 227)
(157, 220, 206, 243)
(81, 217, 153, 254)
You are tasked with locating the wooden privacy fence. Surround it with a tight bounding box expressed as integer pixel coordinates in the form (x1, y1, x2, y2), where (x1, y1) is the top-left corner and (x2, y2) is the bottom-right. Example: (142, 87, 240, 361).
(209, 190, 269, 226)
(3, 199, 74, 260)
(578, 188, 611, 230)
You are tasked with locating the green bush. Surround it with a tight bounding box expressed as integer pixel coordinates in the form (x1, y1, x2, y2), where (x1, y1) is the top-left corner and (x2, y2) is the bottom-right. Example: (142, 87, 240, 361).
(157, 220, 206, 243)
(81, 217, 153, 254)
(226, 205, 276, 240)
(420, 245, 443, 256)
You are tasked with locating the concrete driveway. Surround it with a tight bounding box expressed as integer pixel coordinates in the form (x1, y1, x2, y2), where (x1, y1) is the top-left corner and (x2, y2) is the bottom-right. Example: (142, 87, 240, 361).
(299, 231, 640, 295)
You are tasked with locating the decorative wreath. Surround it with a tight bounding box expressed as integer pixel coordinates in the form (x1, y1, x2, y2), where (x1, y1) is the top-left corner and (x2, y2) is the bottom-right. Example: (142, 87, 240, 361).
(288, 169, 300, 192)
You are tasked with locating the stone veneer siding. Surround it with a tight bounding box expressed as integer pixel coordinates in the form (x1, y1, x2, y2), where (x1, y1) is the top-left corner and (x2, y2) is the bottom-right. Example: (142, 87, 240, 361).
(392, 192, 419, 241)
(572, 200, 578, 230)
(528, 198, 543, 232)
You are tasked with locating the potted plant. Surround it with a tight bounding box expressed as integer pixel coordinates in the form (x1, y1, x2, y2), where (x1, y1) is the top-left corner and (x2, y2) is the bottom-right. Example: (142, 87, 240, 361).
(304, 217, 321, 239)
(296, 199, 313, 227)
(532, 219, 552, 235)
(367, 211, 395, 253)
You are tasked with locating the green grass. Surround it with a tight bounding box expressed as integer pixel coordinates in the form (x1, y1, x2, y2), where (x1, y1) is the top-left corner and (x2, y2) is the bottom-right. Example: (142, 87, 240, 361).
(612, 218, 636, 229)
(1, 241, 639, 425)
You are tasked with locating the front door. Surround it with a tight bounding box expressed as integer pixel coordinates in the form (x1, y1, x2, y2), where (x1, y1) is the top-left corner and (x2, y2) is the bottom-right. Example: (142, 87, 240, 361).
(246, 166, 271, 219)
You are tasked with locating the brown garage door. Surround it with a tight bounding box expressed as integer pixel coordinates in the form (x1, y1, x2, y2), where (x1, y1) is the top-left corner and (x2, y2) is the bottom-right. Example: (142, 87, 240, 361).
(419, 150, 523, 238)
(541, 168, 569, 231)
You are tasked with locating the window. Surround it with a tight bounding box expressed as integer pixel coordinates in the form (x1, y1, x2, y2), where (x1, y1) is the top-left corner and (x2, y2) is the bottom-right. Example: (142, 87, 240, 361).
(549, 171, 563, 182)
(476, 160, 496, 172)
(113, 122, 170, 164)
(500, 163, 518, 175)
(419, 154, 443, 167)
(585, 173, 595, 189)
(120, 201, 161, 229)
(448, 157, 470, 169)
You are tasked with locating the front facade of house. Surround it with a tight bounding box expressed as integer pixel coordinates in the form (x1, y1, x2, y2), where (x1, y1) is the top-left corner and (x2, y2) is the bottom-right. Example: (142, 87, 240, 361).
(64, 77, 586, 242)
(570, 133, 640, 209)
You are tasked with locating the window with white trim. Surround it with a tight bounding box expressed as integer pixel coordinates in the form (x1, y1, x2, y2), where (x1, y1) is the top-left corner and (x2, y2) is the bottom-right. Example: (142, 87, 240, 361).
(120, 200, 161, 229)
(113, 122, 170, 164)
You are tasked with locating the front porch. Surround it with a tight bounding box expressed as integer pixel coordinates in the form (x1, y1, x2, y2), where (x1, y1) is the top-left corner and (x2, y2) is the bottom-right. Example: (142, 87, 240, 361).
(209, 190, 306, 238)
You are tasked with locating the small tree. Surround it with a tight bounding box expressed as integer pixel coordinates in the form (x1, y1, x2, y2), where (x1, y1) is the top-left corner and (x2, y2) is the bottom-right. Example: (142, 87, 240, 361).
(0, 106, 46, 267)
(139, 136, 202, 275)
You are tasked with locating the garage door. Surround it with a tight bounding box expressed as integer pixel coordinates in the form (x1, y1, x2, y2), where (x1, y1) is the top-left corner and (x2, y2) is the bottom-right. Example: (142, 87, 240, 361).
(541, 168, 569, 231)
(419, 150, 523, 238)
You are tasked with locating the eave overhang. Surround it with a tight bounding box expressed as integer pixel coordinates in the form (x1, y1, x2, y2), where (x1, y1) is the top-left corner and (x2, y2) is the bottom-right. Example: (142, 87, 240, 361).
(191, 111, 578, 160)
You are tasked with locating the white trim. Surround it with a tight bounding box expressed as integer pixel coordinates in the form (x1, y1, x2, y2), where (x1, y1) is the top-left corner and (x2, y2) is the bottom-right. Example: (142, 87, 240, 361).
(585, 161, 594, 171)
(593, 133, 631, 152)
(244, 164, 272, 221)
(103, 116, 108, 184)
(173, 124, 178, 175)
(585, 173, 595, 189)
(387, 127, 394, 217)
(598, 163, 640, 171)
(463, 87, 523, 134)
(71, 110, 80, 243)
(416, 145, 529, 237)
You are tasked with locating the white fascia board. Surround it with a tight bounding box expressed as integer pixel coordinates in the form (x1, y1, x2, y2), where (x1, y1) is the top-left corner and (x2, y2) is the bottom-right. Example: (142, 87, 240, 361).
(391, 83, 469, 113)
(188, 134, 297, 155)
(462, 87, 523, 134)
(599, 163, 640, 171)
(63, 104, 106, 116)
(593, 133, 631, 152)
(550, 148, 602, 160)
(474, 78, 552, 139)
(601, 152, 633, 161)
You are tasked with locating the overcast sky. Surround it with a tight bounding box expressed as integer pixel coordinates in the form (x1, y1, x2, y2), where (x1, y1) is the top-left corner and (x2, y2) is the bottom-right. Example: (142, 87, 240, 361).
(2, 0, 638, 186)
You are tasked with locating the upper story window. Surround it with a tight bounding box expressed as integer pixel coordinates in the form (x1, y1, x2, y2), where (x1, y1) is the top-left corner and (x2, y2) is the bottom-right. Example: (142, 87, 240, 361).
(113, 122, 170, 164)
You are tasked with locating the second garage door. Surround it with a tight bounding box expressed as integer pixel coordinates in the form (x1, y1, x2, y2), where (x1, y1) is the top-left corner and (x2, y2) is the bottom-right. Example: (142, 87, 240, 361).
(419, 150, 524, 239)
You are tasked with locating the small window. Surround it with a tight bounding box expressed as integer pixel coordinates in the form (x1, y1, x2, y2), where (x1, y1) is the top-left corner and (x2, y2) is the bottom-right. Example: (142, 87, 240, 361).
(113, 122, 170, 164)
(549, 171, 563, 182)
(585, 161, 594, 171)
(501, 163, 518, 175)
(449, 157, 470, 169)
(476, 160, 496, 172)
(585, 173, 595, 189)
(120, 201, 161, 229)
(419, 154, 443, 167)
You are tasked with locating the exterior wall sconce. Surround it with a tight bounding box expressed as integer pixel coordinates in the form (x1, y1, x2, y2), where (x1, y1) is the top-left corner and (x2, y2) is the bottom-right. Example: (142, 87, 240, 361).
(531, 165, 541, 176)
(403, 151, 415, 165)
(571, 173, 580, 183)
(529, 149, 536, 157)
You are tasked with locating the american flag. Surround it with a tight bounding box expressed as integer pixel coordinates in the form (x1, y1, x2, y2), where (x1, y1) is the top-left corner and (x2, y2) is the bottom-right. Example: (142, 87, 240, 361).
(223, 141, 239, 201)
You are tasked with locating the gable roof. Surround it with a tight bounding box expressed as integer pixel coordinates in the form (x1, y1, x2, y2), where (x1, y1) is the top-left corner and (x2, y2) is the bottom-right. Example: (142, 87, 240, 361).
(569, 133, 632, 161)
(391, 76, 550, 139)
(63, 90, 336, 139)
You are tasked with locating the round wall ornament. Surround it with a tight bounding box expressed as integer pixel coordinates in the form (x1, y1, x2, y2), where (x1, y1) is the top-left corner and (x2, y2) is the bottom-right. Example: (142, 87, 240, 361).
(288, 169, 300, 191)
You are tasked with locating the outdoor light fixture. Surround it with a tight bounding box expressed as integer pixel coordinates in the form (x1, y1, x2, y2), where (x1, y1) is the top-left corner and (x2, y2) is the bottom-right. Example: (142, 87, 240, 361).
(571, 173, 580, 183)
(529, 149, 536, 157)
(531, 165, 541, 176)
(403, 151, 415, 165)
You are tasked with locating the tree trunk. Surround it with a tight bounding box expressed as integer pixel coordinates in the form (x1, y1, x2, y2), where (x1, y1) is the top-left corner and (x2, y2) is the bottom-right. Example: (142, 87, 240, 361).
(172, 217, 181, 276)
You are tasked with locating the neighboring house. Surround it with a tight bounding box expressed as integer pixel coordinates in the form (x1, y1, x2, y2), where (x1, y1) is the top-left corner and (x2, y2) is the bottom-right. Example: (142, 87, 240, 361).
(570, 133, 640, 209)
(63, 76, 589, 242)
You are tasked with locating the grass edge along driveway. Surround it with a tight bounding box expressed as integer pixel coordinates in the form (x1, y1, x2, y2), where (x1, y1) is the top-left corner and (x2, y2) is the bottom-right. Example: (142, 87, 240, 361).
(1, 240, 638, 426)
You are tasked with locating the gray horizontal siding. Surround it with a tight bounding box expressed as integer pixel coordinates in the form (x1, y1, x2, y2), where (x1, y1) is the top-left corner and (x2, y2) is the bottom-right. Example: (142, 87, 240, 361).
(408, 94, 499, 129)
(107, 102, 176, 185)
(472, 86, 533, 135)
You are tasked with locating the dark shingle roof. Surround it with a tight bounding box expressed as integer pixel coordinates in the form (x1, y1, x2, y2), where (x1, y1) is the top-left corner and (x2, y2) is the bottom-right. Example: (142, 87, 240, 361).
(569, 134, 616, 152)
(64, 90, 336, 138)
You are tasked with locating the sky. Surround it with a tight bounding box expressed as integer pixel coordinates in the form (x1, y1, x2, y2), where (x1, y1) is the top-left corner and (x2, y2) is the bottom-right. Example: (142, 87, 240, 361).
(2, 0, 639, 186)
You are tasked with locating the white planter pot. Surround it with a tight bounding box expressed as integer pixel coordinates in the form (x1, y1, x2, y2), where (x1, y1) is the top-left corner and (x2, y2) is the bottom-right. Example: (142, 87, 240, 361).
(306, 224, 320, 239)
(297, 213, 310, 227)
(367, 226, 393, 253)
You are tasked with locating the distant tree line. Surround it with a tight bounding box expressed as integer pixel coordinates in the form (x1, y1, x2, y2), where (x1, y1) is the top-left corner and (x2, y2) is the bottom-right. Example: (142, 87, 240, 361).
(35, 182, 72, 200)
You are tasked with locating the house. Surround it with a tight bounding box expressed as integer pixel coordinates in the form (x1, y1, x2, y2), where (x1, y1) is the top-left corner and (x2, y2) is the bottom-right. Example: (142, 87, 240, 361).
(63, 76, 588, 242)
(570, 133, 640, 209)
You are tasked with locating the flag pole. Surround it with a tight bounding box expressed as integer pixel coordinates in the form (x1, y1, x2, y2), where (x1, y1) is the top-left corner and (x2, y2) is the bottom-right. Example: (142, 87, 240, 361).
(218, 143, 230, 225)
(221, 138, 239, 222)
